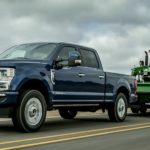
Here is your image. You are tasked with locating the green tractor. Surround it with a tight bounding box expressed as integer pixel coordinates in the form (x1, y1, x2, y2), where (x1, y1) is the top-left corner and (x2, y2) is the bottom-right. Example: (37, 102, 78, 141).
(131, 51, 150, 114)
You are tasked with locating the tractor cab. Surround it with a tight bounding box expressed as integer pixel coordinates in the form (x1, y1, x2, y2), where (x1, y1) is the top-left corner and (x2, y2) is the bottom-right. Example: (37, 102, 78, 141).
(132, 51, 150, 82)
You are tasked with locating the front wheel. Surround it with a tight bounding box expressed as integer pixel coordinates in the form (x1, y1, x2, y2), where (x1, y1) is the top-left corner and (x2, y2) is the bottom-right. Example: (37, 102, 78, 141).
(108, 93, 128, 122)
(12, 90, 47, 132)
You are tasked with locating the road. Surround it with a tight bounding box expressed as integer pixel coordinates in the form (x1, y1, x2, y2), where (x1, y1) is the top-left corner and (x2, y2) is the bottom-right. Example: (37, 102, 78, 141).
(0, 110, 150, 150)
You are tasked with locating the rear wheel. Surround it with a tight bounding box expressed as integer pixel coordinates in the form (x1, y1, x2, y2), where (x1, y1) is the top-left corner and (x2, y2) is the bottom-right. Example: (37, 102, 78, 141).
(12, 90, 47, 132)
(108, 93, 127, 122)
(59, 109, 77, 119)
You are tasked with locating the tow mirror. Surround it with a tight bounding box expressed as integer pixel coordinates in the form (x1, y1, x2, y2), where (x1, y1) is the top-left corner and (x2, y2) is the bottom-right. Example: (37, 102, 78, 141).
(68, 51, 81, 67)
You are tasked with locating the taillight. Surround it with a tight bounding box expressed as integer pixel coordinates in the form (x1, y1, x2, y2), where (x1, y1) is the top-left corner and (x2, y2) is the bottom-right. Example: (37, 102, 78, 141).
(134, 79, 137, 95)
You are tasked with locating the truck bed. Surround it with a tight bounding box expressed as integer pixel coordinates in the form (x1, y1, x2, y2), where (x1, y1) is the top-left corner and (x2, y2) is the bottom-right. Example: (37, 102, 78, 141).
(104, 72, 135, 101)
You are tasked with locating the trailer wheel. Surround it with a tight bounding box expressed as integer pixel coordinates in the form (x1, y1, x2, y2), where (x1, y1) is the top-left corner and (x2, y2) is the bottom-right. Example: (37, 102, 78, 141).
(12, 90, 47, 132)
(108, 93, 127, 122)
(59, 109, 77, 119)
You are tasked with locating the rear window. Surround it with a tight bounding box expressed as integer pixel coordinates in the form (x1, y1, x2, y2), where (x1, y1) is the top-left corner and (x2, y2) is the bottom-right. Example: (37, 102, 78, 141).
(80, 49, 99, 68)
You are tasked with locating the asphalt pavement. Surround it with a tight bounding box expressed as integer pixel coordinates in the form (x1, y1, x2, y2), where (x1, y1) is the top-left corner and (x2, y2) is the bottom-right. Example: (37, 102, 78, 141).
(0, 110, 150, 150)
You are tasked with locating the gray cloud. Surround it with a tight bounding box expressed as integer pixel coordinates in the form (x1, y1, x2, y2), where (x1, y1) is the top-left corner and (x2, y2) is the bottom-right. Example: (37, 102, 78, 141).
(0, 0, 150, 74)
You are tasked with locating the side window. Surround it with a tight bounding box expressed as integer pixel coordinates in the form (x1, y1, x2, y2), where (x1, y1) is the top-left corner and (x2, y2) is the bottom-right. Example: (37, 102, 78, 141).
(57, 47, 76, 66)
(80, 49, 99, 68)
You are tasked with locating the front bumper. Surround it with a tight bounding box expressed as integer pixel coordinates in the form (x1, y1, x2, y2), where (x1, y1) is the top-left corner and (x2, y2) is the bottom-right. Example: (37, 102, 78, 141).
(0, 91, 18, 117)
(0, 91, 18, 107)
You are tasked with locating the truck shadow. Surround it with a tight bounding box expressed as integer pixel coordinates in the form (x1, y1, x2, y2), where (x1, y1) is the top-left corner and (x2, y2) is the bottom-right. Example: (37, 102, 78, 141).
(128, 112, 150, 117)
(43, 118, 109, 131)
(0, 116, 131, 133)
(0, 118, 108, 133)
(41, 117, 132, 132)
(0, 123, 18, 133)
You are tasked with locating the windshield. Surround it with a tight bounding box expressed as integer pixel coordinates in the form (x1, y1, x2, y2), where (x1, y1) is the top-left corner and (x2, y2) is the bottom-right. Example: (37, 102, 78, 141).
(0, 43, 56, 60)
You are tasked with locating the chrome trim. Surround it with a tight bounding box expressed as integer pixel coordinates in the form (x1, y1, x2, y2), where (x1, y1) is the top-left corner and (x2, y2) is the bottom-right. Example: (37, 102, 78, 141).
(52, 99, 105, 102)
(0, 91, 19, 95)
(105, 100, 113, 102)
(99, 75, 104, 79)
(78, 73, 85, 77)
(52, 91, 105, 96)
(5, 61, 47, 64)
(50, 69, 55, 85)
(105, 93, 114, 96)
(0, 93, 6, 96)
(53, 104, 100, 107)
(52, 99, 113, 102)
(52, 91, 114, 97)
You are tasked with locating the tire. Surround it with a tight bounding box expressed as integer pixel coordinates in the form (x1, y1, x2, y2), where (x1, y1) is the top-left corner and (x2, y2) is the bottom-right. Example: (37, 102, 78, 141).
(12, 90, 47, 132)
(140, 107, 147, 114)
(131, 107, 139, 114)
(59, 109, 77, 119)
(108, 93, 128, 122)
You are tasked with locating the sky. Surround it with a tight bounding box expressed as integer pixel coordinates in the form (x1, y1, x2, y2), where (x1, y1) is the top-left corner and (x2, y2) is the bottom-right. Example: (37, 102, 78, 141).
(0, 0, 150, 74)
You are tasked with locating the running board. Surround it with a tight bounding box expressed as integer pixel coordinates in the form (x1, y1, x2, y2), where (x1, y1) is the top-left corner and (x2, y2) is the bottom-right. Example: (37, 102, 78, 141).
(53, 104, 100, 108)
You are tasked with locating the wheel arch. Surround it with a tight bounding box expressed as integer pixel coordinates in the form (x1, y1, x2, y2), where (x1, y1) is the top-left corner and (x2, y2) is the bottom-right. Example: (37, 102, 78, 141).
(116, 86, 130, 104)
(18, 79, 51, 106)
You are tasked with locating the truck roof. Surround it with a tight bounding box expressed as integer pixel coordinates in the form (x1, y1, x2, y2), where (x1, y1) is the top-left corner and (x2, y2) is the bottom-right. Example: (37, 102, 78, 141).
(17, 42, 95, 51)
(58, 42, 95, 50)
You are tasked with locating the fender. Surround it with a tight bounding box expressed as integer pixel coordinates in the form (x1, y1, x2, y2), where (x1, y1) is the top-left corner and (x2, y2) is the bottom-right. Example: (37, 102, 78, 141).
(16, 76, 51, 92)
(15, 76, 53, 105)
(114, 78, 131, 99)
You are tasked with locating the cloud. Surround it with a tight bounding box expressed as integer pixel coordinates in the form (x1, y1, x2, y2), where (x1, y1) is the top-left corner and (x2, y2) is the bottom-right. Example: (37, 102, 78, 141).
(0, 0, 150, 74)
(81, 24, 150, 73)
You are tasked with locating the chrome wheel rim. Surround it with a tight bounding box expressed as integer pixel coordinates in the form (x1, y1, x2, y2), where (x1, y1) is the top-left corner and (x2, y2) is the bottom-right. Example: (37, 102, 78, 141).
(117, 98, 126, 118)
(25, 97, 42, 126)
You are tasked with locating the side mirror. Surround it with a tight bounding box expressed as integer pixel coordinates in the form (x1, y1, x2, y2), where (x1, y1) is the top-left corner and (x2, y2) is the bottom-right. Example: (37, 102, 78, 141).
(68, 51, 81, 67)
(54, 58, 64, 69)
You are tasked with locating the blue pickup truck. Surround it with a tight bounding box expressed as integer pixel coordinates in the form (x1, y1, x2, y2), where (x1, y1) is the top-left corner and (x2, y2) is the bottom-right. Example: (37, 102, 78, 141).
(0, 42, 137, 132)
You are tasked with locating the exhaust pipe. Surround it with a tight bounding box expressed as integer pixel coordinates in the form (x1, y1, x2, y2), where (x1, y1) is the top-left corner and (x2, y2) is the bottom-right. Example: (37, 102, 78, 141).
(140, 60, 144, 66)
(145, 51, 148, 66)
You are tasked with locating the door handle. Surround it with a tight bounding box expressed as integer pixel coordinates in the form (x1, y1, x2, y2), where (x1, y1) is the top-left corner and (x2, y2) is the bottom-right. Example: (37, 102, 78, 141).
(78, 73, 85, 77)
(99, 75, 104, 79)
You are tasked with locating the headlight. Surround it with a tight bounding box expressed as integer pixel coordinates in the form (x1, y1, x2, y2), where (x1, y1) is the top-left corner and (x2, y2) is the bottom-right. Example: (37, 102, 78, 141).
(0, 68, 15, 91)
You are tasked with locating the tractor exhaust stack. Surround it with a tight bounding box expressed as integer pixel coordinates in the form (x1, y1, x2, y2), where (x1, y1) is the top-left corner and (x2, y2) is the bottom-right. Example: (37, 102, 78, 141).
(145, 51, 148, 66)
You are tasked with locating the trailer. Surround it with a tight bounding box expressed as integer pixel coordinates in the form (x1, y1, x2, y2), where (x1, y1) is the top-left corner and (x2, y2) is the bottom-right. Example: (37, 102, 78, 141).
(131, 50, 150, 114)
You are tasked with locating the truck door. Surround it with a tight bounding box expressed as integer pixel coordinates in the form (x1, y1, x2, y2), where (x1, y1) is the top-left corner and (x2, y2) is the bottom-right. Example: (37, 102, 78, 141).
(78, 48, 105, 101)
(52, 46, 84, 103)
